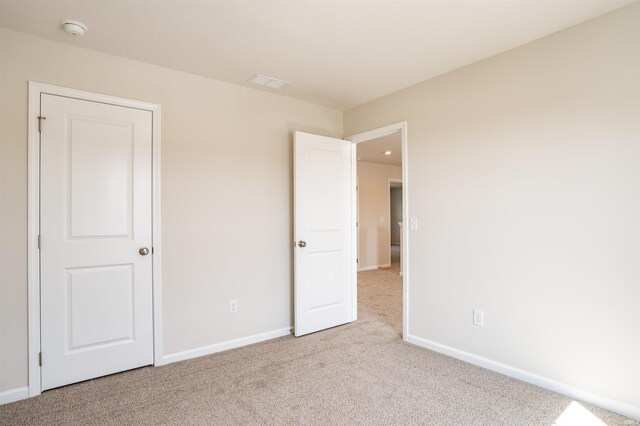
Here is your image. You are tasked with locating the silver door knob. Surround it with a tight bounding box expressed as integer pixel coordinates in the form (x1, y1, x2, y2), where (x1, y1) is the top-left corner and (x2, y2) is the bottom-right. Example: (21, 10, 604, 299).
(298, 241, 307, 248)
(139, 247, 150, 256)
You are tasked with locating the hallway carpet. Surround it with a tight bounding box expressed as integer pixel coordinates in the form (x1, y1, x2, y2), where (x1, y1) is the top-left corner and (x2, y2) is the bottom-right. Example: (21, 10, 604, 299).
(0, 265, 632, 425)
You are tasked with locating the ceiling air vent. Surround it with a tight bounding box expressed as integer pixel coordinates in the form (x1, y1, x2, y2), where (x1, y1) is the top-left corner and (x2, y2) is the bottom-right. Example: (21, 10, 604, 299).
(248, 74, 289, 89)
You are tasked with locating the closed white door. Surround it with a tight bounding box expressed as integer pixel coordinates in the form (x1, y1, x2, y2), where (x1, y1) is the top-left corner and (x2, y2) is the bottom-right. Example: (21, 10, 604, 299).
(40, 94, 154, 390)
(294, 131, 355, 337)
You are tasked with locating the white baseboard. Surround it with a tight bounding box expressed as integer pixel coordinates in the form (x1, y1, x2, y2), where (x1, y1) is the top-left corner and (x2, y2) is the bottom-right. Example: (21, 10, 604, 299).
(407, 334, 640, 421)
(358, 265, 378, 272)
(162, 327, 292, 365)
(358, 264, 392, 272)
(0, 387, 28, 405)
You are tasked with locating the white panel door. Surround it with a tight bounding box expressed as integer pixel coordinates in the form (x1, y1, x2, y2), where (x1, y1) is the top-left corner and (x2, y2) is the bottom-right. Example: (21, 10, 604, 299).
(294, 131, 355, 337)
(40, 94, 154, 390)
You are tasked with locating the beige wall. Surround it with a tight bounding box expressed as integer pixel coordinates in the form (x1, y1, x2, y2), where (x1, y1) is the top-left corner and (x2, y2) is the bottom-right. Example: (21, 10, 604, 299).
(357, 161, 402, 269)
(0, 28, 342, 393)
(345, 3, 640, 409)
(390, 187, 402, 245)
(2, 1, 639, 413)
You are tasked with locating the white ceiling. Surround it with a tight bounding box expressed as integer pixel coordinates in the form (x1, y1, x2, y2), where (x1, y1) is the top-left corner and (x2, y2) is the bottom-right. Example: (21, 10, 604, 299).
(357, 132, 402, 167)
(0, 0, 635, 110)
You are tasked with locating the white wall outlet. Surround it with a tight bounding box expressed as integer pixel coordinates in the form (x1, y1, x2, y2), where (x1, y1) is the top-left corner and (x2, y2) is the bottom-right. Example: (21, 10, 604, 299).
(410, 217, 418, 230)
(473, 309, 484, 327)
(229, 299, 238, 314)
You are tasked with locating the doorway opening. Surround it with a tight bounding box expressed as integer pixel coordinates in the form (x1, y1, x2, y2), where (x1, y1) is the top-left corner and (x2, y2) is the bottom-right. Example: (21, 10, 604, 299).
(390, 180, 403, 276)
(348, 123, 408, 339)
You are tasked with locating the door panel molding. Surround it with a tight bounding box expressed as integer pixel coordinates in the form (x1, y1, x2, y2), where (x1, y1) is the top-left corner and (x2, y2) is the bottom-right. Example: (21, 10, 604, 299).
(27, 81, 163, 397)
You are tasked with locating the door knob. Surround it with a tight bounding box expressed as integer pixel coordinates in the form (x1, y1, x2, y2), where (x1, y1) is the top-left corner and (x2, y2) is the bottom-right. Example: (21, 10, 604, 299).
(139, 247, 150, 256)
(297, 241, 307, 248)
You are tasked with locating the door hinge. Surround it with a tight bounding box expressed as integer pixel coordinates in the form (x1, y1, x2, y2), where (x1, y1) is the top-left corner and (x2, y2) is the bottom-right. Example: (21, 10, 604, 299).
(37, 116, 46, 132)
(357, 258, 359, 263)
(38, 352, 42, 367)
(37, 234, 41, 250)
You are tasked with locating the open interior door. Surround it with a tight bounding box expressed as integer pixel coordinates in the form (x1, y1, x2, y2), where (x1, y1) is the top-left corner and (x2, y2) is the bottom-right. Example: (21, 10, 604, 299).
(294, 131, 356, 337)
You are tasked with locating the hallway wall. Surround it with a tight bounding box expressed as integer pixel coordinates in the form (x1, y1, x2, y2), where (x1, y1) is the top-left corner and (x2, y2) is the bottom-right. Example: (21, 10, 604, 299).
(357, 161, 402, 270)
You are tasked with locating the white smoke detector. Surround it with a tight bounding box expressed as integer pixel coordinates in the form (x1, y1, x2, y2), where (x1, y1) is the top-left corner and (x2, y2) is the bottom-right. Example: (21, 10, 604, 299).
(60, 20, 88, 36)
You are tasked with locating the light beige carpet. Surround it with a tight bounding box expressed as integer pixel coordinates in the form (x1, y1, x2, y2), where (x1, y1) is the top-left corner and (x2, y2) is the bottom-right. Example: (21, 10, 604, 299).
(0, 264, 634, 425)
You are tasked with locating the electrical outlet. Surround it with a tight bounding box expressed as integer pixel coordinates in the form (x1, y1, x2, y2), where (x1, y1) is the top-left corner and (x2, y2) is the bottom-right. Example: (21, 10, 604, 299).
(229, 299, 238, 314)
(410, 217, 418, 230)
(473, 309, 484, 327)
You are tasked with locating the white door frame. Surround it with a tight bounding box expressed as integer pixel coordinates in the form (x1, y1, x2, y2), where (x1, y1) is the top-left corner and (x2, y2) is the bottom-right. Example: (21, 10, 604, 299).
(27, 82, 163, 397)
(346, 122, 409, 340)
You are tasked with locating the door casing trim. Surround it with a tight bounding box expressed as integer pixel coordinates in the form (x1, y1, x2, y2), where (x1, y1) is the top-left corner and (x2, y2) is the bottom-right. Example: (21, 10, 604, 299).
(27, 81, 163, 397)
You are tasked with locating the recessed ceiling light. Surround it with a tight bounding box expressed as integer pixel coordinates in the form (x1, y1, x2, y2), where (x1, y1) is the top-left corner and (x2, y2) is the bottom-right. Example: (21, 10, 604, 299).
(60, 19, 88, 36)
(384, 151, 392, 155)
(248, 74, 289, 90)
